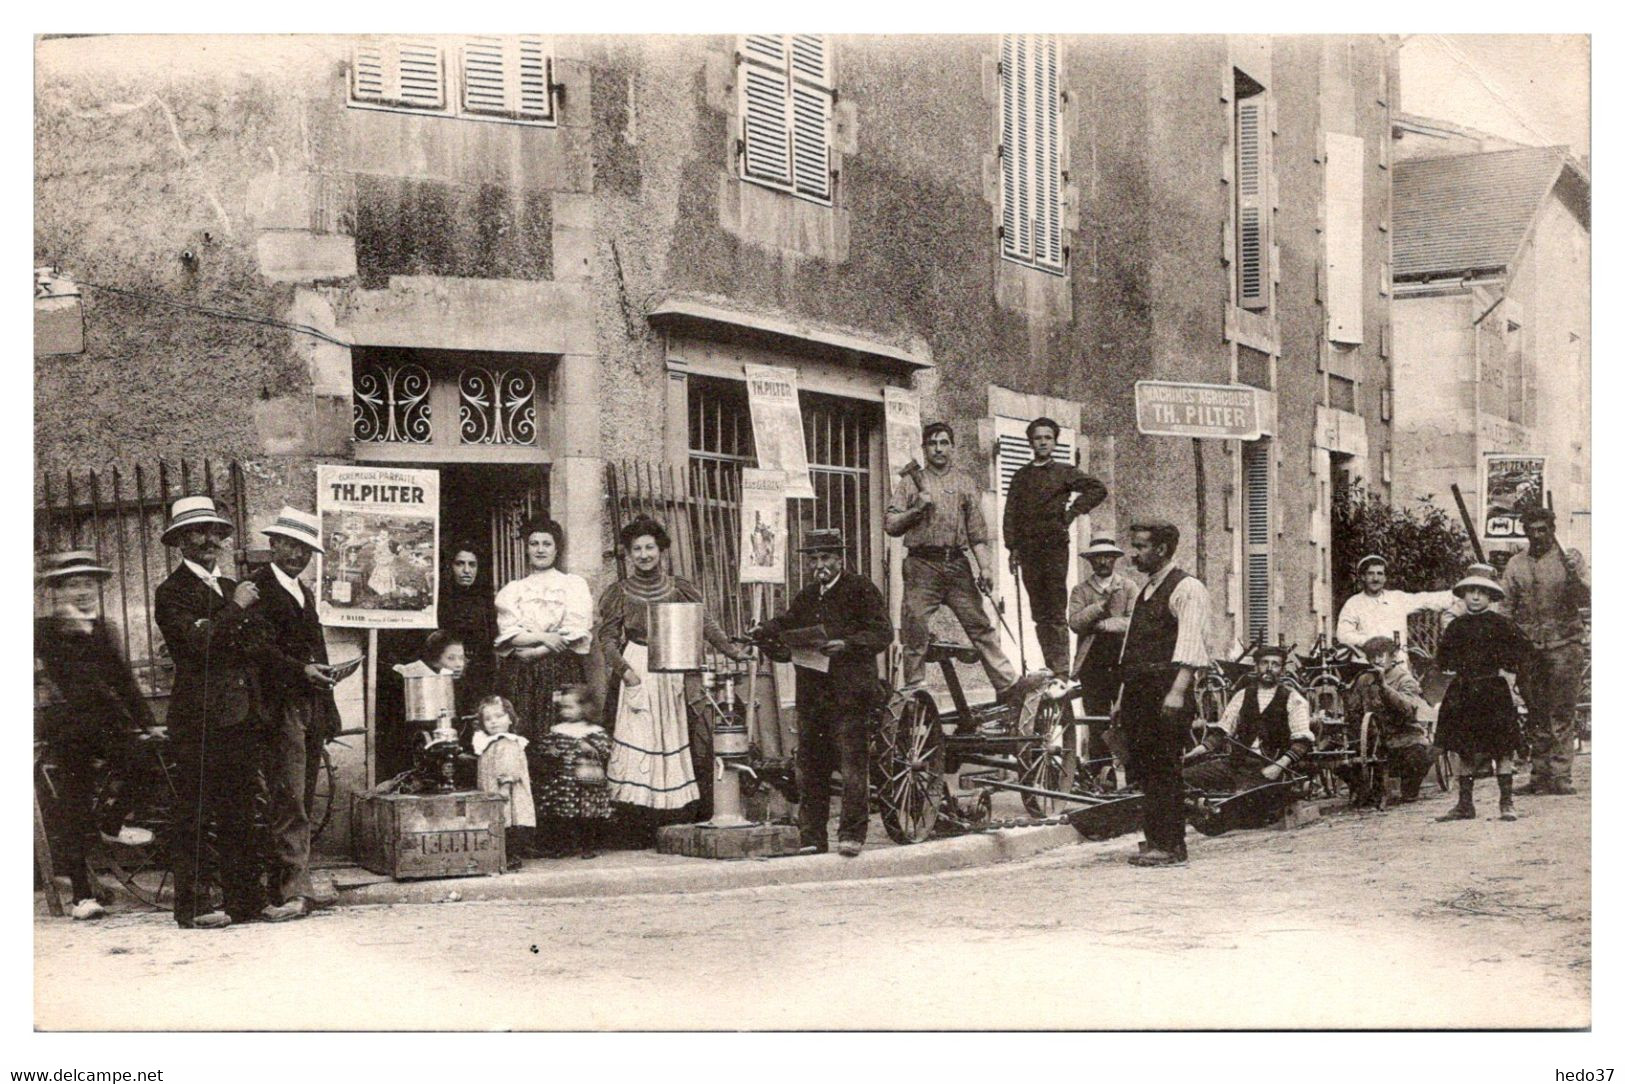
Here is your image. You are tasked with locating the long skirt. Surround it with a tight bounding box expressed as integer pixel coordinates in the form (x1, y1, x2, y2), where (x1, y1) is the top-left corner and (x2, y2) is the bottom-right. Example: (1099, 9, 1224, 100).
(606, 642, 699, 810)
(497, 650, 586, 742)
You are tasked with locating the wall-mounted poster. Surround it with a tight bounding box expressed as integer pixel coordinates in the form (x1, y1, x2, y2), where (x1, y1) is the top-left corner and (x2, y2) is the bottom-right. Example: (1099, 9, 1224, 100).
(744, 364, 815, 499)
(883, 386, 922, 477)
(1482, 454, 1546, 540)
(316, 464, 440, 628)
(739, 468, 788, 584)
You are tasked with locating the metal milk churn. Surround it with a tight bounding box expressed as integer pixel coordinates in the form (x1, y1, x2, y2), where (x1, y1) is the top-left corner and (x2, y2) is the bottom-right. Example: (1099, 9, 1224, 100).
(648, 601, 705, 672)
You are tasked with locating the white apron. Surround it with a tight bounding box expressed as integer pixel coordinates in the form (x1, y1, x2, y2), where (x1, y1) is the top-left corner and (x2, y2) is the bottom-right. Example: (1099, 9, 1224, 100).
(607, 641, 699, 809)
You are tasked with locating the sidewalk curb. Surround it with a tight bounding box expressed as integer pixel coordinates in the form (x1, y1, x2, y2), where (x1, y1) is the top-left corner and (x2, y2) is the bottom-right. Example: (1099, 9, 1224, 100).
(334, 823, 1083, 907)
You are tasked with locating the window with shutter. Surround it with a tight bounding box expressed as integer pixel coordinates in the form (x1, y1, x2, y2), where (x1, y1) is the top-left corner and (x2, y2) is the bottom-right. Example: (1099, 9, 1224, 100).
(1233, 73, 1270, 311)
(461, 36, 555, 123)
(992, 416, 1080, 666)
(350, 36, 555, 127)
(999, 35, 1065, 274)
(1242, 440, 1272, 644)
(738, 34, 834, 204)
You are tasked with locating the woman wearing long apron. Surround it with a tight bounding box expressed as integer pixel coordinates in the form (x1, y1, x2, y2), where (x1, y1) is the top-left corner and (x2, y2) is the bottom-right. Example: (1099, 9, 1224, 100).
(494, 517, 594, 743)
(596, 516, 746, 841)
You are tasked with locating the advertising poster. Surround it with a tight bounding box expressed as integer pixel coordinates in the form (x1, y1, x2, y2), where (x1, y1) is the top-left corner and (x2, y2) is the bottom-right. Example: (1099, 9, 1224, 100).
(739, 468, 788, 584)
(883, 386, 922, 476)
(743, 364, 815, 498)
(1482, 454, 1546, 540)
(316, 464, 440, 628)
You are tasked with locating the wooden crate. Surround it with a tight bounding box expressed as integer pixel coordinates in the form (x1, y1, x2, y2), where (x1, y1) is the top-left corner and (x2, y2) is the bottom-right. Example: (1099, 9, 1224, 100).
(350, 791, 506, 880)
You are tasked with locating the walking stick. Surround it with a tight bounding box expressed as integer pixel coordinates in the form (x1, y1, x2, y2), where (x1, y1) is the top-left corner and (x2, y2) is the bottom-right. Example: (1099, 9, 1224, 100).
(1012, 564, 1029, 674)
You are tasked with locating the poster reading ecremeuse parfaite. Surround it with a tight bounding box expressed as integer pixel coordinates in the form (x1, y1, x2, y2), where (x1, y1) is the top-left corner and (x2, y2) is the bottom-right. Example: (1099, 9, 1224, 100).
(316, 464, 440, 629)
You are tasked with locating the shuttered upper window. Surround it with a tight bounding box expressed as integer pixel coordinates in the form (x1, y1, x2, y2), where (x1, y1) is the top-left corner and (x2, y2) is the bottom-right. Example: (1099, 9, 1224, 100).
(1233, 71, 1270, 311)
(999, 34, 1066, 274)
(738, 35, 834, 204)
(350, 36, 556, 127)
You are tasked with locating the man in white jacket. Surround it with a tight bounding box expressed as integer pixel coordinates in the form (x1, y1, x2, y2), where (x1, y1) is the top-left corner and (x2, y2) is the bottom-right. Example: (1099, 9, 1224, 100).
(1335, 554, 1455, 649)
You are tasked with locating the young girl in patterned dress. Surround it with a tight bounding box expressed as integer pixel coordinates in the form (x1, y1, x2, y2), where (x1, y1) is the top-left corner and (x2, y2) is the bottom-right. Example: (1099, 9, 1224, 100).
(534, 685, 612, 859)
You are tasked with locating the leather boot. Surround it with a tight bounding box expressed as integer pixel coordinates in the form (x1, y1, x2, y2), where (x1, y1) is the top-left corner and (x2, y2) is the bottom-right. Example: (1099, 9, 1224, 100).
(1437, 776, 1476, 822)
(1498, 775, 1517, 821)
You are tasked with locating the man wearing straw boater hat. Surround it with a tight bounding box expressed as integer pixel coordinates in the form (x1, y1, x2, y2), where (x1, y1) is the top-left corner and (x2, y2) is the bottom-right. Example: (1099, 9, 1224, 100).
(753, 528, 893, 857)
(152, 495, 267, 929)
(1067, 536, 1134, 769)
(246, 506, 340, 921)
(35, 550, 161, 919)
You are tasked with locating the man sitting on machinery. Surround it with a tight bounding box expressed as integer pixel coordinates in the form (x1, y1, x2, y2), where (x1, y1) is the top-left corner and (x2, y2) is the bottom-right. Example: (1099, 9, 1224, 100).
(1345, 635, 1437, 806)
(1184, 645, 1313, 794)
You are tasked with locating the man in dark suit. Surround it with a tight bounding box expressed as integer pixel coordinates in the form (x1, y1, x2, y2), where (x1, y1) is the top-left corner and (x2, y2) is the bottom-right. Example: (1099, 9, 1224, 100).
(246, 506, 339, 920)
(152, 495, 266, 929)
(755, 529, 894, 857)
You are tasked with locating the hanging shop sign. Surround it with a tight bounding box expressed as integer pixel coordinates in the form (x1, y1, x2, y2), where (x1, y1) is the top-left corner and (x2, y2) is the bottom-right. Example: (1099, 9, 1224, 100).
(317, 464, 440, 629)
(1482, 454, 1546, 540)
(744, 364, 816, 499)
(1134, 381, 1265, 441)
(739, 468, 789, 585)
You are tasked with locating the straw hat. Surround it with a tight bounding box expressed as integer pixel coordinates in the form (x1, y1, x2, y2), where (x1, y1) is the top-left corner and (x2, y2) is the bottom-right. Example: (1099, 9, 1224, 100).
(1452, 573, 1505, 600)
(261, 506, 325, 553)
(161, 495, 234, 545)
(38, 550, 113, 584)
(1080, 537, 1124, 558)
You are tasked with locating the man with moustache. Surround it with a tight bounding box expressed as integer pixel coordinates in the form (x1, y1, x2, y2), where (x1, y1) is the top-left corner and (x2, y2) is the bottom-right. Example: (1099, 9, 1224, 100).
(151, 495, 267, 929)
(754, 529, 893, 857)
(1182, 645, 1313, 794)
(1116, 519, 1211, 867)
(245, 507, 339, 921)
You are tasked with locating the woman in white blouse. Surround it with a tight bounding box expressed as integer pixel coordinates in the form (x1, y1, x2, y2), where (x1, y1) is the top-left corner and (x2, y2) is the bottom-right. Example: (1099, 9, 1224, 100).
(493, 517, 594, 741)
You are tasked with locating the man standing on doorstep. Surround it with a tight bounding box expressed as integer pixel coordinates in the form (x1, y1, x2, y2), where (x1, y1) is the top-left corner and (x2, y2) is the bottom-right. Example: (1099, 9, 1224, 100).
(885, 422, 1020, 704)
(1003, 417, 1107, 675)
(246, 506, 341, 921)
(1334, 553, 1457, 649)
(1116, 519, 1211, 867)
(753, 529, 893, 857)
(152, 495, 267, 930)
(1504, 508, 1589, 796)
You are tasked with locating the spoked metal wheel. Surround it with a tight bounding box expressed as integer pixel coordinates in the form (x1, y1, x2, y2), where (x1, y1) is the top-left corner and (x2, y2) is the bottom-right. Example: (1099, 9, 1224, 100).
(309, 743, 340, 845)
(1015, 699, 1078, 816)
(873, 691, 946, 844)
(99, 740, 183, 911)
(1434, 749, 1456, 793)
(1355, 712, 1386, 809)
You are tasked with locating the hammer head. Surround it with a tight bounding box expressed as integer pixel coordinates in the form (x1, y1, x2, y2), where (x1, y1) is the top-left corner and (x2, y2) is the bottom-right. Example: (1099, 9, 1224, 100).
(899, 457, 923, 480)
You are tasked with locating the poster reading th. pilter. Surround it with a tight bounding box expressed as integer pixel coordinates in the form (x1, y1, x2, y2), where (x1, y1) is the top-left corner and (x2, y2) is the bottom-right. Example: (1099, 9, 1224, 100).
(744, 364, 816, 499)
(1482, 454, 1546, 540)
(316, 465, 440, 628)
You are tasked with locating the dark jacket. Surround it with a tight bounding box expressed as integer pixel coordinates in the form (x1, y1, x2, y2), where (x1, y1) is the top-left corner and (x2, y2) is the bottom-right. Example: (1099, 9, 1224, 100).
(759, 572, 893, 711)
(246, 565, 341, 741)
(152, 564, 263, 741)
(1002, 460, 1106, 555)
(1434, 609, 1529, 759)
(35, 616, 156, 742)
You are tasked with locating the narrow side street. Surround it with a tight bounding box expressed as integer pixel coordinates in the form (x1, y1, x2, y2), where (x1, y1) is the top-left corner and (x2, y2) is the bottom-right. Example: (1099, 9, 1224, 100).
(35, 759, 1589, 1031)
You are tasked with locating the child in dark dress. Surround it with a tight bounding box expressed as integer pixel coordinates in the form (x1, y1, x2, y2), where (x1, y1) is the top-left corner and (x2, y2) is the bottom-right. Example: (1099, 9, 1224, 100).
(1433, 571, 1531, 823)
(533, 685, 613, 859)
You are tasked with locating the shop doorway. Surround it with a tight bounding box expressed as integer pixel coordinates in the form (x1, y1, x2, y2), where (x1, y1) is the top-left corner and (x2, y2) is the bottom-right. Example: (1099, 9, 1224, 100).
(373, 464, 548, 780)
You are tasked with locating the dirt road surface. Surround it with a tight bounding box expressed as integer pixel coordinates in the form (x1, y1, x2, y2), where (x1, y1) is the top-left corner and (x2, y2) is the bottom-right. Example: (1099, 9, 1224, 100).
(35, 760, 1589, 1031)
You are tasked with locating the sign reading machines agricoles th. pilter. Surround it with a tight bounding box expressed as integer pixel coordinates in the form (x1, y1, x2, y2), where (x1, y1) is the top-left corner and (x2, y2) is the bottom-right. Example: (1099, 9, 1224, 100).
(1134, 381, 1265, 441)
(316, 464, 440, 629)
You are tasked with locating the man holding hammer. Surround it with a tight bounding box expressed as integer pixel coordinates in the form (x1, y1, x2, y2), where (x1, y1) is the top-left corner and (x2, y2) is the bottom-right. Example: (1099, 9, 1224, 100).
(885, 421, 1020, 703)
(1002, 417, 1106, 675)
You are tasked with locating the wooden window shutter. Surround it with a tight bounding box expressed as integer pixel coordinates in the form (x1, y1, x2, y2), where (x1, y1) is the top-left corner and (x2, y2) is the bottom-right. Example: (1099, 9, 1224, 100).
(351, 38, 446, 111)
(1235, 96, 1268, 310)
(461, 36, 554, 121)
(789, 35, 832, 201)
(1033, 35, 1064, 270)
(1242, 440, 1272, 644)
(1000, 35, 1063, 271)
(740, 35, 794, 190)
(999, 36, 1027, 262)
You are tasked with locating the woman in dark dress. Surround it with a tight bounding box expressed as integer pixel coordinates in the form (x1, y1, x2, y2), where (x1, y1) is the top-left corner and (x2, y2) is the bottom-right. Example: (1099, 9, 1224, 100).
(1433, 571, 1531, 823)
(34, 551, 160, 919)
(440, 542, 497, 709)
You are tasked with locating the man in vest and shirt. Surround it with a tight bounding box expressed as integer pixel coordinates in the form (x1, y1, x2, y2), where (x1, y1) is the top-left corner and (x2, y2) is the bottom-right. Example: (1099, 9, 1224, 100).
(1116, 518, 1211, 867)
(754, 528, 894, 857)
(246, 506, 341, 919)
(151, 495, 267, 929)
(1505, 508, 1589, 796)
(1335, 554, 1455, 649)
(1002, 417, 1107, 675)
(1184, 645, 1312, 794)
